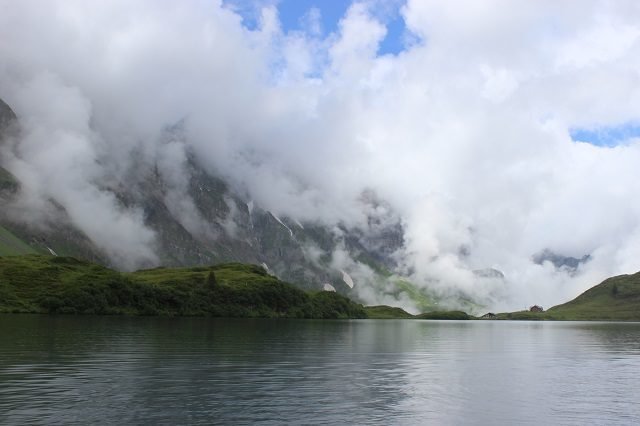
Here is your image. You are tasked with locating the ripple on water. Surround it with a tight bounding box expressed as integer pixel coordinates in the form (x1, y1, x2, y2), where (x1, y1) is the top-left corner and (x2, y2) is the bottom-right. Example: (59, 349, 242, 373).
(1, 317, 640, 424)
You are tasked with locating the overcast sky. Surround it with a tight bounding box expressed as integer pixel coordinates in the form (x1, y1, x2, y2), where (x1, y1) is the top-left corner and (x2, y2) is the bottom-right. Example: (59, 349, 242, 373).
(1, 0, 640, 309)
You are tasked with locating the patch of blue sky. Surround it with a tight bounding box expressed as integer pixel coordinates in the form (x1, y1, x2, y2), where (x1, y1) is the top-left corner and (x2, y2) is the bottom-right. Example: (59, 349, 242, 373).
(378, 12, 408, 55)
(570, 122, 640, 147)
(277, 0, 350, 36)
(221, 0, 263, 30)
(223, 0, 410, 55)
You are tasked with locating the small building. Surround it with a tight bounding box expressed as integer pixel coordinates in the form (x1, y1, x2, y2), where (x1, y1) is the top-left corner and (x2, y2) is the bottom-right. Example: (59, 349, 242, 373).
(481, 312, 497, 319)
(529, 305, 544, 312)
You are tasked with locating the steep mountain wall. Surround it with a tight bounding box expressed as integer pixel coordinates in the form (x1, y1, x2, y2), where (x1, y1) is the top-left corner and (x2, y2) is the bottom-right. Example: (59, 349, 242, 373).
(0, 97, 404, 296)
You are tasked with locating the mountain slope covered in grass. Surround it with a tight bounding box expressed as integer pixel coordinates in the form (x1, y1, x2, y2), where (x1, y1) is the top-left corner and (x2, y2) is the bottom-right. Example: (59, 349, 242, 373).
(491, 271, 640, 321)
(544, 271, 640, 321)
(0, 226, 38, 256)
(0, 255, 367, 318)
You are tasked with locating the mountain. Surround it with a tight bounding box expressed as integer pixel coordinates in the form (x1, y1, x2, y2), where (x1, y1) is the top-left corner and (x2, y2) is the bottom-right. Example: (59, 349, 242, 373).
(0, 98, 16, 131)
(0, 99, 40, 256)
(0, 98, 18, 193)
(0, 101, 107, 261)
(1, 97, 450, 310)
(532, 249, 591, 273)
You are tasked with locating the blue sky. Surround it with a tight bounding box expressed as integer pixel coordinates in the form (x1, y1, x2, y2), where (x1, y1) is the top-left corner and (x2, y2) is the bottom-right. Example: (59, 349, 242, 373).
(224, 1, 639, 148)
(570, 123, 640, 147)
(223, 0, 408, 55)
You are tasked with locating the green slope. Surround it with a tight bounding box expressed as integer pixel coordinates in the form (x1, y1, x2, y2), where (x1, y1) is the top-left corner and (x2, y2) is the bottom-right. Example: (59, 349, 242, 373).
(417, 311, 471, 320)
(365, 305, 414, 319)
(492, 271, 640, 321)
(363, 305, 471, 320)
(0, 167, 18, 192)
(0, 226, 37, 256)
(0, 255, 367, 318)
(545, 272, 640, 321)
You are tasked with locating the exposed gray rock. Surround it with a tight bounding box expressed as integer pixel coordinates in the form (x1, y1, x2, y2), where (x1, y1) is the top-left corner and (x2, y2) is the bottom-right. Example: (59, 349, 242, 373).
(533, 249, 591, 272)
(0, 98, 17, 132)
(0, 96, 404, 291)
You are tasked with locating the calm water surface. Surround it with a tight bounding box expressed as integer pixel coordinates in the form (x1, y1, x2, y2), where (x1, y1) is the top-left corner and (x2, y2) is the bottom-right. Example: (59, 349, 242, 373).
(1, 315, 640, 425)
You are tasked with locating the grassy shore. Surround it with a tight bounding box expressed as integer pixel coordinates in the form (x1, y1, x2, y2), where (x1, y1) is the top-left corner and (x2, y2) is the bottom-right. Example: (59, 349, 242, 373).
(0, 255, 366, 319)
(3, 254, 640, 321)
(485, 271, 640, 321)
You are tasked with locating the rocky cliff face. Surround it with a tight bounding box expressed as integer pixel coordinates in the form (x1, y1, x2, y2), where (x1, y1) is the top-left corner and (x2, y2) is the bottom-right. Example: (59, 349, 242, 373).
(0, 97, 405, 294)
(0, 98, 16, 131)
(0, 99, 20, 195)
(131, 153, 405, 291)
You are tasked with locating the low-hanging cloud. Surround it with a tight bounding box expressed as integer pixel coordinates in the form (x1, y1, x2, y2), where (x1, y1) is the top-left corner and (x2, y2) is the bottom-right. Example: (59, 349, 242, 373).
(1, 0, 640, 308)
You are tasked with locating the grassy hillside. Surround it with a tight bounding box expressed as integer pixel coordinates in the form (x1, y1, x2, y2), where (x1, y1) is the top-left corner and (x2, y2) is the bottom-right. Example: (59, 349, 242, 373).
(0, 255, 367, 318)
(0, 226, 38, 256)
(0, 167, 18, 192)
(365, 305, 414, 319)
(490, 271, 640, 321)
(6, 256, 640, 321)
(544, 272, 640, 321)
(493, 311, 548, 321)
(363, 305, 474, 320)
(417, 310, 471, 320)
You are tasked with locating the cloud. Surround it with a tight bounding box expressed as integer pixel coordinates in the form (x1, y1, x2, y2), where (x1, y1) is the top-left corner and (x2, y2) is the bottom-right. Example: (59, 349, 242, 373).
(1, 71, 157, 269)
(1, 0, 640, 307)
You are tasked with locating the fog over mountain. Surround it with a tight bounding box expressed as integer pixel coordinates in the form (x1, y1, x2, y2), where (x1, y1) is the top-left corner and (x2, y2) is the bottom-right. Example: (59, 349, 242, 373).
(2, 0, 640, 311)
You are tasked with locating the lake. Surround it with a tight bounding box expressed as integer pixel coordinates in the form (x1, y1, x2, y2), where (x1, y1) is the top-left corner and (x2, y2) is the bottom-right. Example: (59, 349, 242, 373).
(1, 315, 639, 425)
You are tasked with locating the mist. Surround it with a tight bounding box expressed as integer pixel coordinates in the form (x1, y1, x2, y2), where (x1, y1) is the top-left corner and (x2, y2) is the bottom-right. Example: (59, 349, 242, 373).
(2, 0, 640, 310)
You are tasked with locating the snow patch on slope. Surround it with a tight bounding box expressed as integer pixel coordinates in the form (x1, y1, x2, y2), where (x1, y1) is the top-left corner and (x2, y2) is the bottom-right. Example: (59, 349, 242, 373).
(341, 270, 355, 288)
(246, 201, 254, 229)
(270, 212, 294, 238)
(323, 283, 336, 292)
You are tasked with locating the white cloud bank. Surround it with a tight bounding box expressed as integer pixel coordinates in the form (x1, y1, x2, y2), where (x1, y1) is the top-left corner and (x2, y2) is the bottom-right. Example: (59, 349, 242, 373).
(1, 0, 640, 308)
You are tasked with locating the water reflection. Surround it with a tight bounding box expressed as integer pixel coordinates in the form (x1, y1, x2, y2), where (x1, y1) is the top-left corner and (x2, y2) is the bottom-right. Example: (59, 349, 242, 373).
(1, 316, 640, 424)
